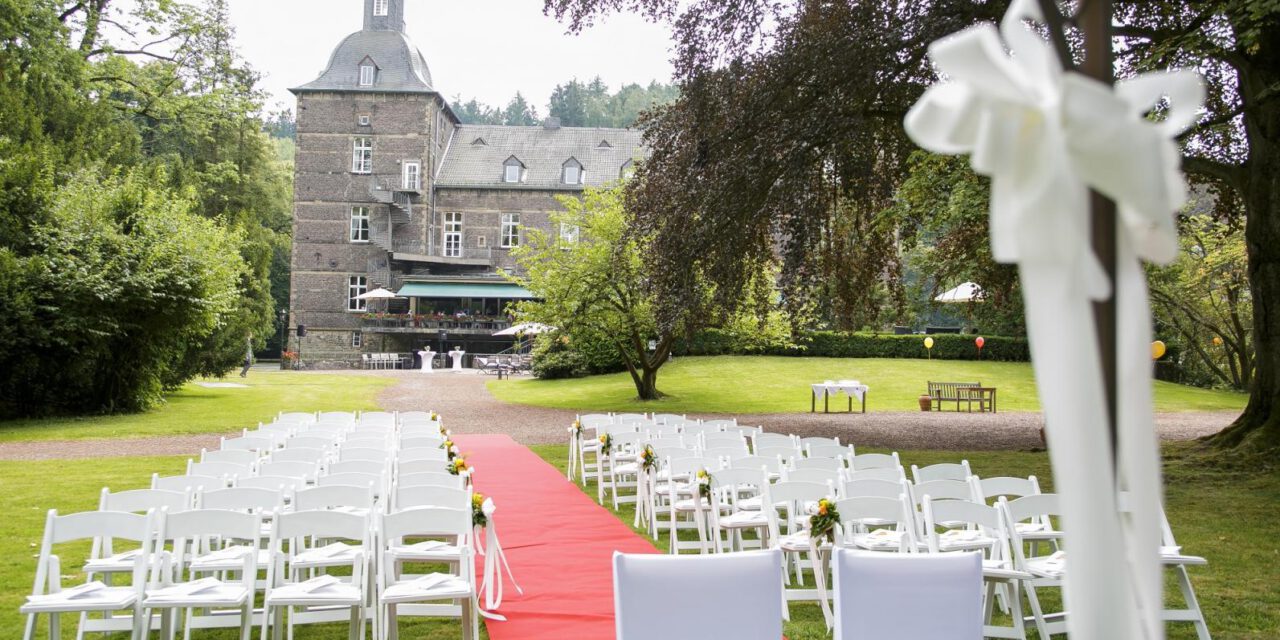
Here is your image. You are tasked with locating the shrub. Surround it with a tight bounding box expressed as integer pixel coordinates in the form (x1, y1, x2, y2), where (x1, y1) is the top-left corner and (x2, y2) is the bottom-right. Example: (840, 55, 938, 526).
(677, 329, 1029, 361)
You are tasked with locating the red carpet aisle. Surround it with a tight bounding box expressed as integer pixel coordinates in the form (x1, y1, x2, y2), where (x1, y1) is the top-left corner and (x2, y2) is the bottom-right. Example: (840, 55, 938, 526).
(454, 434, 657, 639)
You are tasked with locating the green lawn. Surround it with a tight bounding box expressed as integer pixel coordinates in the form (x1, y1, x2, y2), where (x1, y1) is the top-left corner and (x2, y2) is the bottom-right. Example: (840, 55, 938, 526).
(529, 443, 1280, 639)
(490, 356, 1248, 414)
(0, 371, 396, 443)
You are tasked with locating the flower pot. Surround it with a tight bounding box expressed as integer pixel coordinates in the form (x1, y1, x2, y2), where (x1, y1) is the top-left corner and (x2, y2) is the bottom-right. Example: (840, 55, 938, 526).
(918, 394, 933, 412)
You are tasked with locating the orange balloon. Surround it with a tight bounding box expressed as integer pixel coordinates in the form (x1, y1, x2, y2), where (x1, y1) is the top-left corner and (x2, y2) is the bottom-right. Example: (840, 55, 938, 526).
(975, 336, 985, 349)
(1151, 340, 1167, 360)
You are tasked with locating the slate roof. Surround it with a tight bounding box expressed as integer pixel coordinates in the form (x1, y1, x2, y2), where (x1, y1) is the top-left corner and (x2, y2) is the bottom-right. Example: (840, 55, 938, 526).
(291, 30, 434, 94)
(436, 124, 645, 190)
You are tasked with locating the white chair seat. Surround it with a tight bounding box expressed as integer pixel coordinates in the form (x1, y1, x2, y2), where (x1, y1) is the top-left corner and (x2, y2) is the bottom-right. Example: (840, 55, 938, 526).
(265, 577, 362, 607)
(1160, 546, 1207, 566)
(981, 559, 1033, 581)
(1016, 522, 1061, 540)
(83, 550, 145, 574)
(933, 529, 996, 552)
(388, 540, 462, 562)
(292, 542, 363, 568)
(21, 584, 137, 613)
(848, 528, 907, 551)
(1023, 551, 1067, 579)
(719, 510, 769, 528)
(614, 462, 639, 475)
(144, 579, 250, 608)
(189, 546, 270, 572)
(380, 574, 472, 605)
(673, 497, 730, 513)
(776, 530, 829, 551)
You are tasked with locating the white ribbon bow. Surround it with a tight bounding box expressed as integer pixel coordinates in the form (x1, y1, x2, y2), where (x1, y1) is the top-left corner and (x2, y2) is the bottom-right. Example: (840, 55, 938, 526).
(904, 1, 1204, 639)
(475, 497, 523, 621)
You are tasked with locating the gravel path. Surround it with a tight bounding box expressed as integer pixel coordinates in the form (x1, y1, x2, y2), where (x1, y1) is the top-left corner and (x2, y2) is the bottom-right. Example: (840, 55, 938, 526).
(0, 370, 1236, 460)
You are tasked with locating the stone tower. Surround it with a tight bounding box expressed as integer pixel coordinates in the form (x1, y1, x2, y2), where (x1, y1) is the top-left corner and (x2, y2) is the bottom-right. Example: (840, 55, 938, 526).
(287, 0, 456, 365)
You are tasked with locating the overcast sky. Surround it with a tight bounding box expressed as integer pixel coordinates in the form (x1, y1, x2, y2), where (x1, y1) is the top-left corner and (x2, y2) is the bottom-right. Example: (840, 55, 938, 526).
(224, 0, 678, 114)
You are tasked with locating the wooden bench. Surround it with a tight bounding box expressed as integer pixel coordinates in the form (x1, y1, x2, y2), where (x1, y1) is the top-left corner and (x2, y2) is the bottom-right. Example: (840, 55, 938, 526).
(928, 381, 983, 412)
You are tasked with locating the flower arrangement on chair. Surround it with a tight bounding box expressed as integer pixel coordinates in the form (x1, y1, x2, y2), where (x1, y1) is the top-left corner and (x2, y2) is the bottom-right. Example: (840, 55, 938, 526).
(809, 497, 840, 544)
(638, 445, 657, 473)
(570, 419, 583, 439)
(696, 469, 713, 503)
(598, 432, 613, 457)
(472, 492, 489, 528)
(447, 457, 469, 476)
(441, 439, 459, 461)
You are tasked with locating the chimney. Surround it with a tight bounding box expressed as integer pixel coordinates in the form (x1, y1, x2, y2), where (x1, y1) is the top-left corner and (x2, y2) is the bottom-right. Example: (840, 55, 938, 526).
(542, 116, 562, 130)
(365, 0, 405, 33)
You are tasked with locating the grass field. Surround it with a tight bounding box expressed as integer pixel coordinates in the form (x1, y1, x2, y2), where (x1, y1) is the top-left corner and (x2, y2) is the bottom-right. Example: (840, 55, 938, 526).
(490, 355, 1249, 414)
(0, 372, 396, 443)
(529, 443, 1280, 639)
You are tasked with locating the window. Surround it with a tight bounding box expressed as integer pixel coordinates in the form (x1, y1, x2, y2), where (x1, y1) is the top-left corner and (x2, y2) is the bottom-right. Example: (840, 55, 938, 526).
(352, 331, 363, 348)
(350, 206, 370, 243)
(620, 160, 636, 180)
(402, 160, 421, 190)
(359, 64, 375, 87)
(477, 235, 487, 248)
(503, 156, 523, 183)
(559, 222, 579, 245)
(347, 276, 368, 311)
(351, 137, 372, 174)
(358, 114, 371, 126)
(443, 212, 463, 258)
(373, 0, 388, 16)
(501, 213, 520, 248)
(562, 158, 583, 185)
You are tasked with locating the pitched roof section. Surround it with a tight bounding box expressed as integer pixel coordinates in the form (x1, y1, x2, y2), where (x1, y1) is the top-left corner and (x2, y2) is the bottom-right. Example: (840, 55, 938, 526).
(291, 30, 433, 94)
(437, 125, 645, 190)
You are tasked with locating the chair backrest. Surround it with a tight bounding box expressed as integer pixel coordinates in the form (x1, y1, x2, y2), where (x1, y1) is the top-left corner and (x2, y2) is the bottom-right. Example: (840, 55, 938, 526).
(317, 472, 381, 491)
(293, 484, 375, 512)
(850, 452, 901, 471)
(698, 418, 737, 431)
(764, 481, 832, 539)
(339, 446, 391, 463)
(100, 487, 190, 513)
(646, 434, 685, 449)
(785, 467, 840, 487)
(729, 455, 784, 475)
(273, 508, 368, 541)
(907, 479, 975, 507)
(270, 447, 327, 464)
(921, 497, 1004, 554)
(198, 486, 285, 512)
(702, 432, 748, 448)
(680, 423, 719, 438)
(31, 509, 155, 599)
(220, 435, 275, 453)
(318, 411, 356, 423)
(832, 549, 982, 640)
(328, 459, 388, 476)
(834, 496, 919, 548)
(839, 478, 907, 500)
(579, 413, 614, 428)
(152, 473, 224, 492)
(843, 467, 906, 483)
(614, 549, 783, 640)
(911, 460, 973, 484)
(236, 475, 306, 492)
(287, 435, 338, 451)
(200, 448, 259, 466)
(709, 468, 768, 509)
(381, 506, 471, 544)
(397, 471, 465, 489)
(399, 446, 448, 463)
(807, 443, 854, 459)
(755, 445, 800, 461)
(651, 413, 686, 425)
(754, 432, 796, 451)
(800, 436, 841, 448)
(398, 459, 449, 476)
(791, 456, 844, 472)
(969, 475, 1041, 503)
(400, 436, 445, 450)
(278, 411, 317, 424)
(257, 460, 318, 481)
(393, 484, 470, 512)
(359, 410, 396, 425)
(614, 413, 648, 423)
(722, 425, 762, 438)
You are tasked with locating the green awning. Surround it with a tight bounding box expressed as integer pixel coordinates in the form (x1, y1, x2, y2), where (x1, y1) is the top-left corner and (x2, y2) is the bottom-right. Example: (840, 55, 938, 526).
(396, 282, 536, 299)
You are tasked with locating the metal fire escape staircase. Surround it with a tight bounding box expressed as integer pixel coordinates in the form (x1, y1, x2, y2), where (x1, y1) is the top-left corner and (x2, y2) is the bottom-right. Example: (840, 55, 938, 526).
(368, 181, 416, 254)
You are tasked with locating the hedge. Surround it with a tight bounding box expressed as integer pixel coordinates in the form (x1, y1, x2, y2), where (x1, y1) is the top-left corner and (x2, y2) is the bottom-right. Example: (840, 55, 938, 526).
(674, 328, 1029, 362)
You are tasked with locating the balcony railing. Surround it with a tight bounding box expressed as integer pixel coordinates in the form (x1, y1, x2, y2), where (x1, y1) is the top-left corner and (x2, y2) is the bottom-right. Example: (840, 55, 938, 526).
(360, 313, 513, 333)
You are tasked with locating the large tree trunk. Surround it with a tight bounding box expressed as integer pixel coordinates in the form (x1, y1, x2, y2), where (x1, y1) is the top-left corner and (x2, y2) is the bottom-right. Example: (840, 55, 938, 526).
(620, 333, 673, 401)
(1208, 38, 1280, 452)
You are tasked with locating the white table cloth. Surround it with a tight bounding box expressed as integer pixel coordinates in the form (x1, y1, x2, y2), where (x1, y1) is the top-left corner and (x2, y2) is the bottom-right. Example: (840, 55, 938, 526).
(810, 380, 869, 413)
(417, 350, 436, 373)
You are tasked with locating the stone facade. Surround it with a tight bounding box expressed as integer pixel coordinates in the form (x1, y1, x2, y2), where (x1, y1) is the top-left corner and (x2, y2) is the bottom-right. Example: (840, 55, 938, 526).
(286, 0, 643, 367)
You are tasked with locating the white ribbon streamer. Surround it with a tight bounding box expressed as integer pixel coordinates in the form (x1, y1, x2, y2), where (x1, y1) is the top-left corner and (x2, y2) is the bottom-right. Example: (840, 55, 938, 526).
(476, 497, 523, 620)
(566, 427, 581, 482)
(904, 1, 1203, 637)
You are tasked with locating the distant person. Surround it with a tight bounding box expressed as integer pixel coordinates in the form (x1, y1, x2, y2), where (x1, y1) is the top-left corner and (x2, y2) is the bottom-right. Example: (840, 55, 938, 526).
(240, 334, 253, 377)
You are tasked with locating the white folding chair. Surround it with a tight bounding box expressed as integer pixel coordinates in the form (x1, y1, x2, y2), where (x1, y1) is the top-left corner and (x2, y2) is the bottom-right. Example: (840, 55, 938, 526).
(328, 460, 389, 477)
(807, 442, 855, 459)
(763, 480, 832, 605)
(339, 447, 392, 463)
(398, 447, 448, 463)
(219, 435, 276, 453)
(708, 467, 770, 552)
(790, 456, 844, 473)
(23, 509, 156, 640)
(831, 549, 983, 640)
(200, 449, 260, 466)
(377, 508, 478, 640)
(152, 473, 225, 493)
(293, 484, 375, 516)
(849, 452, 901, 471)
(270, 448, 327, 465)
(400, 436, 444, 451)
(842, 467, 907, 483)
(912, 460, 973, 484)
(391, 485, 471, 512)
(257, 460, 319, 483)
(613, 549, 782, 640)
(1000, 494, 1067, 639)
(397, 471, 465, 490)
(261, 510, 369, 640)
(142, 509, 260, 640)
(236, 475, 306, 493)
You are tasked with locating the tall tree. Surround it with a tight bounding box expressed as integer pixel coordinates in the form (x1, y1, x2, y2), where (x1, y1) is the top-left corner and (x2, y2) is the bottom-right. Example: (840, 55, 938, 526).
(502, 92, 540, 126)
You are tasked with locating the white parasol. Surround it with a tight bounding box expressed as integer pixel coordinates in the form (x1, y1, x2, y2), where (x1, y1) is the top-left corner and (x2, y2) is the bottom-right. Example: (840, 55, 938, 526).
(492, 322, 556, 336)
(934, 282, 984, 303)
(354, 287, 400, 300)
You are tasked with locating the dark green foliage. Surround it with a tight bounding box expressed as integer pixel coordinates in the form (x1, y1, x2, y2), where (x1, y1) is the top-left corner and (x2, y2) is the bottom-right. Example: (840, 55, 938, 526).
(451, 79, 677, 128)
(675, 329, 1029, 362)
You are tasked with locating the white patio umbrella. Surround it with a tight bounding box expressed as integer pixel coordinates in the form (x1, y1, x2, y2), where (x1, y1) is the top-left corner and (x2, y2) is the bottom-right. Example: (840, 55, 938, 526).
(934, 282, 984, 303)
(492, 322, 556, 336)
(354, 287, 400, 300)
(906, 1, 1204, 637)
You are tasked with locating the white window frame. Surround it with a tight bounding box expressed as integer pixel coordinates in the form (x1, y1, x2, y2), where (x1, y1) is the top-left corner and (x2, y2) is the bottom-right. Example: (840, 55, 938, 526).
(477, 235, 487, 248)
(563, 164, 581, 185)
(443, 212, 463, 258)
(352, 331, 363, 348)
(503, 163, 521, 183)
(347, 276, 368, 312)
(358, 114, 371, 126)
(500, 213, 520, 248)
(373, 0, 389, 16)
(350, 206, 370, 243)
(402, 160, 421, 190)
(352, 137, 372, 174)
(359, 64, 375, 87)
(559, 222, 579, 245)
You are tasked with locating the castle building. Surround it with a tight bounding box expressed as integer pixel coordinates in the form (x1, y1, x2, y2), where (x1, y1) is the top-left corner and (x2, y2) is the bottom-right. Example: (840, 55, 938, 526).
(287, 0, 643, 367)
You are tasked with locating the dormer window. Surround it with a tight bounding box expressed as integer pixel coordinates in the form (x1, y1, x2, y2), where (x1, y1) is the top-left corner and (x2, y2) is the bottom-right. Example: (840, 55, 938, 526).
(562, 158, 583, 185)
(620, 159, 636, 180)
(597, 140, 613, 149)
(503, 156, 524, 183)
(373, 0, 389, 16)
(359, 64, 375, 87)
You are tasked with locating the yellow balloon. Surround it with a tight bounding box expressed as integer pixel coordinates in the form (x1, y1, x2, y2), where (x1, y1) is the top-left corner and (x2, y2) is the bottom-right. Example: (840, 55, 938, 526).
(924, 337, 935, 349)
(1151, 340, 1166, 360)
(1212, 336, 1223, 347)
